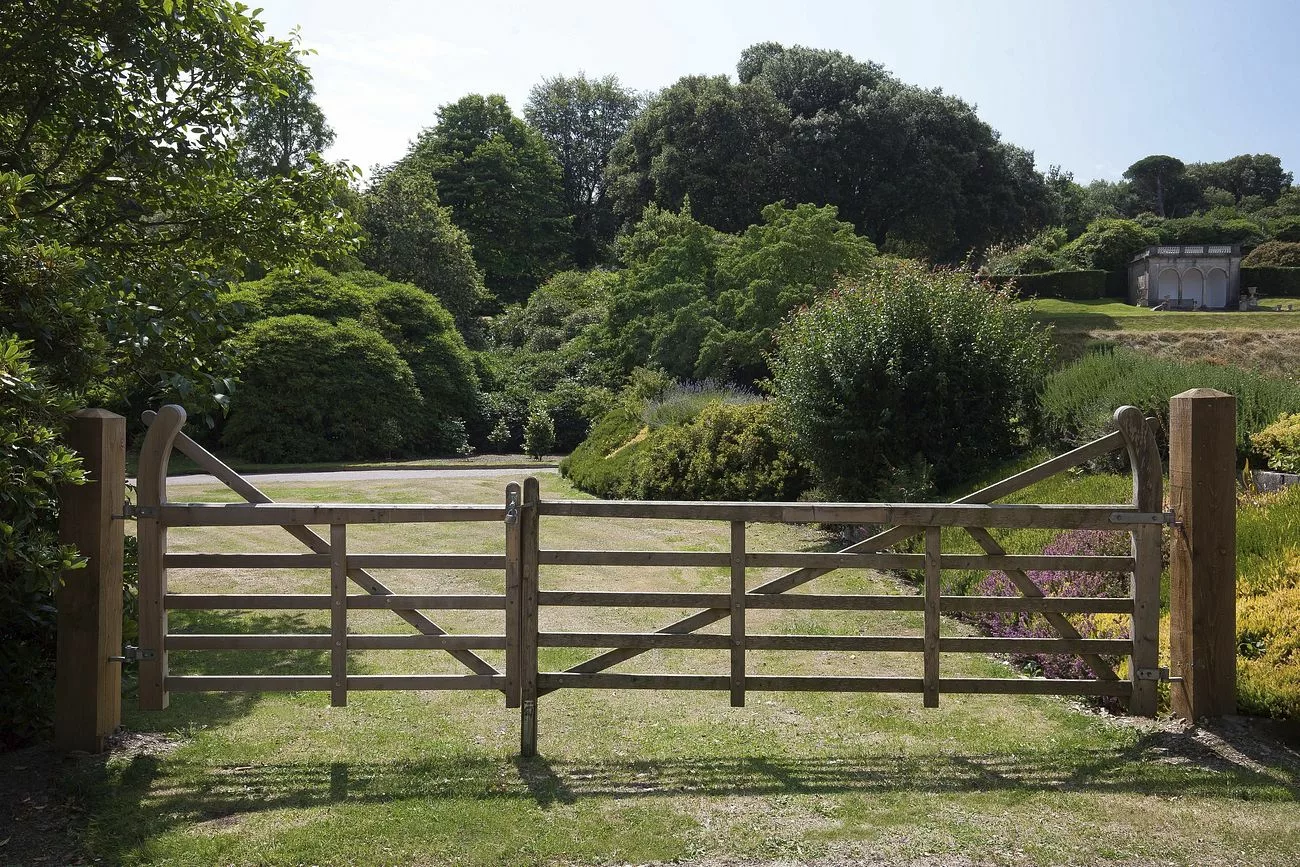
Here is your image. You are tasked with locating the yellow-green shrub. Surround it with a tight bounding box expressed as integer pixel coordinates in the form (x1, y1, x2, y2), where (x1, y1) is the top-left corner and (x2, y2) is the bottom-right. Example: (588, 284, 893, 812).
(1251, 412, 1300, 473)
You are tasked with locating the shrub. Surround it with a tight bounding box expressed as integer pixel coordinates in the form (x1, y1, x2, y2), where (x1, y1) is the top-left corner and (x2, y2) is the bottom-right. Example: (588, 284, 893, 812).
(523, 404, 556, 459)
(222, 315, 423, 462)
(1252, 412, 1300, 473)
(0, 335, 85, 748)
(627, 402, 810, 501)
(770, 262, 1052, 500)
(1061, 218, 1159, 272)
(1269, 216, 1300, 243)
(560, 405, 647, 497)
(986, 270, 1106, 300)
(969, 529, 1130, 680)
(1236, 485, 1300, 719)
(1038, 346, 1300, 461)
(1241, 240, 1300, 268)
(1240, 266, 1300, 295)
(641, 380, 760, 429)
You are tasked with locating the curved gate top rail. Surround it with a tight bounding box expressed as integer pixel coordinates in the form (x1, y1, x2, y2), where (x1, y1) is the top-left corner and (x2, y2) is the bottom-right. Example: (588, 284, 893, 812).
(130, 404, 1174, 757)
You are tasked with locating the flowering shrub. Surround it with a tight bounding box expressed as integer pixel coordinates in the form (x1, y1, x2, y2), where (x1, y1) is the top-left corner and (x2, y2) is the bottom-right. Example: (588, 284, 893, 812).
(971, 529, 1130, 680)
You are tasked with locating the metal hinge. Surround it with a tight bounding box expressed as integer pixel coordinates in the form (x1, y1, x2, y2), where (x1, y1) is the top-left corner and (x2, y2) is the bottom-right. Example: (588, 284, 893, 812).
(1135, 667, 1181, 682)
(108, 645, 156, 663)
(1109, 511, 1176, 525)
(130, 504, 158, 519)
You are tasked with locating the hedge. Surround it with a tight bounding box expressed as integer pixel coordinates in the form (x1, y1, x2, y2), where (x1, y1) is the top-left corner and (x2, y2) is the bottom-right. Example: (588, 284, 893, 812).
(1241, 266, 1300, 296)
(987, 270, 1107, 300)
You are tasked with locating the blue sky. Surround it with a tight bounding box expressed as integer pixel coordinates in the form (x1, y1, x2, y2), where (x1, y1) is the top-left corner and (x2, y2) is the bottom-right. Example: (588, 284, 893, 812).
(255, 0, 1300, 184)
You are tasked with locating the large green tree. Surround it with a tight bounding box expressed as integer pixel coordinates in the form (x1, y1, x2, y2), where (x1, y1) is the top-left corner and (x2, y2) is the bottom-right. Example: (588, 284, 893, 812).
(238, 63, 336, 177)
(398, 94, 570, 304)
(1123, 155, 1197, 218)
(524, 73, 641, 266)
(0, 0, 357, 745)
(604, 75, 790, 234)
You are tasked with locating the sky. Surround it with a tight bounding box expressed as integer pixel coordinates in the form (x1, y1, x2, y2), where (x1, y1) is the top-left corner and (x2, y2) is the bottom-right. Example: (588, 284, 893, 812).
(253, 0, 1300, 184)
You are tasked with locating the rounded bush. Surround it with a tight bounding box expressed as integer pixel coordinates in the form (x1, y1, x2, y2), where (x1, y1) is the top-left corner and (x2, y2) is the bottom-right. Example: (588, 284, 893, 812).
(223, 315, 422, 462)
(770, 262, 1051, 499)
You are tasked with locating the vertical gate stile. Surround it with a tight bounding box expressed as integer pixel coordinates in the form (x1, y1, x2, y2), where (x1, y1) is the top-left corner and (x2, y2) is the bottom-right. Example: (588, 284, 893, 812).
(923, 526, 941, 708)
(730, 520, 746, 708)
(330, 524, 348, 708)
(504, 482, 522, 708)
(1114, 406, 1163, 717)
(136, 405, 186, 711)
(519, 477, 540, 757)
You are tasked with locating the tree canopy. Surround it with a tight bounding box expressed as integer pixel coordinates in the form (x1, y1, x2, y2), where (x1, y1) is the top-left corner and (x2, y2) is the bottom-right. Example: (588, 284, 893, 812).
(238, 63, 336, 178)
(395, 94, 571, 304)
(525, 73, 641, 266)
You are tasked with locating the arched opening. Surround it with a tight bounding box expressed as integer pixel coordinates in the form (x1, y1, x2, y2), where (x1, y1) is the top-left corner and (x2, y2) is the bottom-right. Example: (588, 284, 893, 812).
(1157, 268, 1180, 302)
(1207, 268, 1228, 308)
(1182, 268, 1204, 307)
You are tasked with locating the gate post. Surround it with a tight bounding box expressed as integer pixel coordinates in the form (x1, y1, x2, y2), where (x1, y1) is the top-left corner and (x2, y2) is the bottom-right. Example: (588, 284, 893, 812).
(519, 477, 540, 757)
(1169, 389, 1237, 719)
(1114, 406, 1162, 717)
(56, 409, 126, 752)
(136, 405, 187, 710)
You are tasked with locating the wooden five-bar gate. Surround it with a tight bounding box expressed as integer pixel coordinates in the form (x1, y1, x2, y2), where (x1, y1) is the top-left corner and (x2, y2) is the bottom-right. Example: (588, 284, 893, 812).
(111, 402, 1184, 757)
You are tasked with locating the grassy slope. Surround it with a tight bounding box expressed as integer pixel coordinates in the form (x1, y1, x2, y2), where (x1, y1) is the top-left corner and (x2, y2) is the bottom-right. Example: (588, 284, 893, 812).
(69, 472, 1300, 866)
(1029, 298, 1300, 333)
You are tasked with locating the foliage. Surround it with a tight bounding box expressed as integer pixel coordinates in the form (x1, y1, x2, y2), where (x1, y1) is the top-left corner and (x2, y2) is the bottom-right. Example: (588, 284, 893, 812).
(1186, 154, 1293, 208)
(986, 270, 1107, 301)
(396, 94, 571, 303)
(1242, 241, 1300, 268)
(981, 227, 1069, 276)
(702, 202, 876, 382)
(771, 262, 1051, 500)
(1251, 412, 1300, 473)
(1060, 218, 1159, 271)
(558, 405, 647, 498)
(523, 404, 556, 459)
(1038, 346, 1300, 461)
(1235, 485, 1300, 719)
(1123, 155, 1196, 217)
(1269, 215, 1300, 242)
(970, 530, 1130, 680)
(226, 268, 482, 455)
(641, 381, 761, 429)
(1157, 211, 1265, 248)
(626, 402, 810, 501)
(237, 62, 335, 177)
(359, 171, 488, 326)
(524, 73, 642, 266)
(221, 315, 422, 462)
(1241, 267, 1300, 295)
(0, 336, 84, 747)
(605, 74, 789, 234)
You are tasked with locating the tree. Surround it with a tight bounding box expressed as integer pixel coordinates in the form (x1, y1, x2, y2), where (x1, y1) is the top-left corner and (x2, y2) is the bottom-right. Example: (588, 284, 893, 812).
(1187, 154, 1293, 208)
(238, 63, 336, 177)
(1123, 155, 1196, 217)
(359, 170, 488, 326)
(398, 94, 570, 304)
(525, 73, 642, 265)
(605, 75, 790, 234)
(1061, 218, 1159, 272)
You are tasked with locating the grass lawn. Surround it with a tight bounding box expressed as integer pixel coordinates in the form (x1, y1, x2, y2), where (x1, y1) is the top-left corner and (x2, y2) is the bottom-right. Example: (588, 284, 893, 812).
(57, 472, 1300, 866)
(1027, 297, 1300, 332)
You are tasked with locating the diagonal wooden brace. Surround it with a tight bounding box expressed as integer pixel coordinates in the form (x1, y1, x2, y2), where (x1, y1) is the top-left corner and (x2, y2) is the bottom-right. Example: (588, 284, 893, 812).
(141, 411, 500, 680)
(542, 430, 1132, 695)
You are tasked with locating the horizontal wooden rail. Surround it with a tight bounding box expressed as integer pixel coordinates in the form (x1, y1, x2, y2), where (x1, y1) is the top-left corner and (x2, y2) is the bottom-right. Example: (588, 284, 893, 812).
(536, 673, 1134, 696)
(537, 550, 1136, 572)
(148, 502, 505, 526)
(536, 590, 1132, 615)
(165, 634, 507, 651)
(939, 596, 1133, 614)
(164, 593, 507, 610)
(536, 500, 1167, 529)
(166, 553, 508, 570)
(540, 590, 732, 608)
(165, 674, 506, 692)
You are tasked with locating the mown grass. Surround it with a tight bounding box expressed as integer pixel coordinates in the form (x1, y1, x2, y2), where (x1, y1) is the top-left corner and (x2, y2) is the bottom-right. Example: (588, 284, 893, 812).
(1028, 297, 1300, 332)
(73, 471, 1300, 866)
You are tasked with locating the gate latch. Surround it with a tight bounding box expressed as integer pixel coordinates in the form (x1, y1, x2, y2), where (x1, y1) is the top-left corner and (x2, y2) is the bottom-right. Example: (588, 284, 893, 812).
(108, 645, 156, 663)
(504, 490, 520, 525)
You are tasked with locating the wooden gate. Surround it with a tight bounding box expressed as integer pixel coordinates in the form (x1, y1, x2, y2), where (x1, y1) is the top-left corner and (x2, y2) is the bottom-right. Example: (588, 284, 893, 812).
(130, 404, 1171, 756)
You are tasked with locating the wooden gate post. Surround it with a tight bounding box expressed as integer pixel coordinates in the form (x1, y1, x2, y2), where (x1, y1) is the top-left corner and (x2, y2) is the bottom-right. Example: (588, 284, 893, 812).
(56, 409, 126, 752)
(1114, 406, 1163, 717)
(519, 476, 540, 757)
(1169, 389, 1237, 720)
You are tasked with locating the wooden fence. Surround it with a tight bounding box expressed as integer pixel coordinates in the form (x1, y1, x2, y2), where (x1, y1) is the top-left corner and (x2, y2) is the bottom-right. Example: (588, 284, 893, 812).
(56, 393, 1239, 755)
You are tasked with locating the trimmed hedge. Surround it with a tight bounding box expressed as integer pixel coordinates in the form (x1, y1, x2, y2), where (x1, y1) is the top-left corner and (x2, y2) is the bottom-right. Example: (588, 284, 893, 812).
(1241, 266, 1300, 296)
(987, 270, 1107, 300)
(1104, 270, 1128, 299)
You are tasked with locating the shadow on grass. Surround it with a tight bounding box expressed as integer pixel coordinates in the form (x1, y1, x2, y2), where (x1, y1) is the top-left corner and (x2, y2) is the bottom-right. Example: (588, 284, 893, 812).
(1031, 312, 1122, 332)
(68, 721, 1300, 862)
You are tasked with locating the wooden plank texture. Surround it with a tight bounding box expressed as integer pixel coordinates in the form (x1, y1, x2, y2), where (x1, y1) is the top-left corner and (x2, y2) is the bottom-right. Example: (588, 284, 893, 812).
(330, 524, 347, 707)
(923, 527, 941, 708)
(136, 404, 186, 711)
